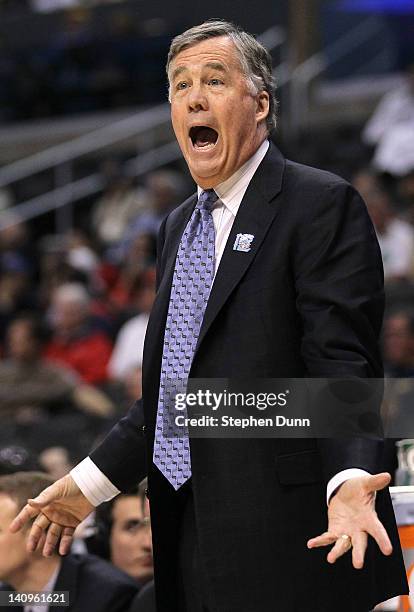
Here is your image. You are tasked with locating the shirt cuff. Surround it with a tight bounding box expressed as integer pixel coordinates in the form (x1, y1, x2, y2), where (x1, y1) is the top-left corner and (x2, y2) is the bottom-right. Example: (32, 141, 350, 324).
(326, 468, 370, 505)
(70, 457, 120, 507)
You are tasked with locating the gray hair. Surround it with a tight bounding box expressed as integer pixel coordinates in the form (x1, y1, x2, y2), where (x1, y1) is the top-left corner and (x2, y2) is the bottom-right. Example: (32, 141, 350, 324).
(166, 19, 277, 131)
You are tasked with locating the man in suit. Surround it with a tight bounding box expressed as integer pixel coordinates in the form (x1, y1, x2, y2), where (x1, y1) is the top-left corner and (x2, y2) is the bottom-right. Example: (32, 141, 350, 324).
(10, 20, 408, 611)
(0, 472, 138, 612)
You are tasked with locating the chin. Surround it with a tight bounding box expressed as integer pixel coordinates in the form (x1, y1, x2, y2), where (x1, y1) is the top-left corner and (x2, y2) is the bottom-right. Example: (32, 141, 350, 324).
(137, 571, 153, 584)
(190, 165, 222, 185)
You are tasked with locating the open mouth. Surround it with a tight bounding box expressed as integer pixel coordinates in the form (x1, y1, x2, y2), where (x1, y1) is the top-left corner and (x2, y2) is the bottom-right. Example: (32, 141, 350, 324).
(189, 126, 219, 149)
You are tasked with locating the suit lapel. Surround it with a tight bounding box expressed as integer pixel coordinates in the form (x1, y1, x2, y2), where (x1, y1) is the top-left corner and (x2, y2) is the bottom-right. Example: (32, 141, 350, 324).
(194, 143, 285, 354)
(158, 193, 197, 299)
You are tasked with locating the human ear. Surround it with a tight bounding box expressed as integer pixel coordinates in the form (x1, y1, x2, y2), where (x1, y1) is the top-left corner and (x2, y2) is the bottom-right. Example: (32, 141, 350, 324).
(255, 90, 270, 124)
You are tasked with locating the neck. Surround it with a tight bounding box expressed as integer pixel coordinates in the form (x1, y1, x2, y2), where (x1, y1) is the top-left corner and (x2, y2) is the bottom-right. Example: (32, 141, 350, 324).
(9, 556, 61, 593)
(199, 136, 269, 193)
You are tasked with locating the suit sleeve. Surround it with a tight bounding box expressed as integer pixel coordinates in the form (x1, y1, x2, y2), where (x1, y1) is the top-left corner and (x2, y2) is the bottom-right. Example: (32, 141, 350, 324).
(88, 399, 147, 492)
(88, 215, 169, 492)
(293, 179, 385, 481)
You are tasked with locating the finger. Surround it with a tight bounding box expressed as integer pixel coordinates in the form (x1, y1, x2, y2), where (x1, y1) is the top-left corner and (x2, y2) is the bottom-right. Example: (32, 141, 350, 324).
(27, 514, 51, 552)
(364, 472, 391, 493)
(307, 532, 337, 549)
(366, 517, 393, 556)
(59, 527, 75, 556)
(9, 503, 39, 533)
(35, 532, 47, 553)
(43, 523, 63, 557)
(327, 536, 352, 564)
(27, 485, 58, 509)
(351, 531, 368, 569)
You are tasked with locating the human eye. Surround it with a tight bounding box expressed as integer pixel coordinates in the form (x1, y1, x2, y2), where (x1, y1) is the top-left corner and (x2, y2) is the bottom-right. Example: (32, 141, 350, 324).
(124, 519, 143, 533)
(176, 81, 189, 91)
(208, 78, 224, 86)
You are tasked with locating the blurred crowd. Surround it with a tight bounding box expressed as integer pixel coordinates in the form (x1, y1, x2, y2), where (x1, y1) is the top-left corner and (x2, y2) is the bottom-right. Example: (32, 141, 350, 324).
(0, 54, 413, 611)
(0, 471, 155, 611)
(0, 167, 190, 465)
(0, 168, 187, 610)
(0, 5, 175, 122)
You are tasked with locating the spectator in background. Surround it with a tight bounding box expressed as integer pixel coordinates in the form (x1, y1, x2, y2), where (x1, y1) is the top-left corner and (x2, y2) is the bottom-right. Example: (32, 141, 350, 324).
(39, 447, 74, 481)
(122, 234, 157, 284)
(363, 62, 414, 149)
(354, 170, 414, 281)
(0, 316, 75, 422)
(45, 283, 113, 386)
(363, 61, 414, 187)
(372, 123, 414, 183)
(0, 216, 38, 347)
(0, 252, 37, 348)
(352, 168, 380, 199)
(92, 167, 145, 249)
(114, 169, 185, 262)
(36, 235, 88, 312)
(0, 316, 114, 420)
(0, 446, 39, 476)
(106, 237, 156, 317)
(109, 268, 155, 381)
(66, 230, 99, 278)
(383, 311, 414, 378)
(87, 480, 153, 587)
(398, 169, 414, 211)
(0, 471, 139, 612)
(381, 311, 414, 450)
(0, 216, 32, 272)
(123, 367, 142, 404)
(138, 169, 185, 234)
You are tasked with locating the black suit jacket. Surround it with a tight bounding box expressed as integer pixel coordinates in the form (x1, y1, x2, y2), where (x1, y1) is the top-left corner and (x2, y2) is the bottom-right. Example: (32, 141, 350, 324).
(0, 554, 138, 612)
(52, 554, 138, 612)
(91, 144, 408, 611)
(128, 580, 156, 612)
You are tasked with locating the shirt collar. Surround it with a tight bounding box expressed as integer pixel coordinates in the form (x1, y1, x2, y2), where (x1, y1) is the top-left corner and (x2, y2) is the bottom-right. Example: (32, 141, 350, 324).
(197, 139, 269, 216)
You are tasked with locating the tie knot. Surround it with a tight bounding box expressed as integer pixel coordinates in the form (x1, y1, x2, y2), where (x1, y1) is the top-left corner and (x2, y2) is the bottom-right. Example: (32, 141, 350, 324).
(197, 189, 218, 213)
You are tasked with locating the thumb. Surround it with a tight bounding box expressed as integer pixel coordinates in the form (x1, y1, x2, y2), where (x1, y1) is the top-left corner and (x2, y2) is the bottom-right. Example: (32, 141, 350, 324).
(366, 472, 391, 493)
(27, 485, 58, 508)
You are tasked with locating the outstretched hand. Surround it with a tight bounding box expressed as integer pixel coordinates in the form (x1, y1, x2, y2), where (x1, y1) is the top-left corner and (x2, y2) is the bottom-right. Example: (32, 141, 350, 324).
(9, 474, 94, 557)
(307, 472, 393, 569)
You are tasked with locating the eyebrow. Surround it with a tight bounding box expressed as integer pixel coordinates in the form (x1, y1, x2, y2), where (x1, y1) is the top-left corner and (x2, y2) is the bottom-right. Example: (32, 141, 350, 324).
(204, 62, 227, 73)
(171, 61, 227, 82)
(171, 66, 187, 82)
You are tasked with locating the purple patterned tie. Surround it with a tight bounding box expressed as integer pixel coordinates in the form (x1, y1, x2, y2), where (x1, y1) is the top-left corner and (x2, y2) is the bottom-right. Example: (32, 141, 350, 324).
(153, 189, 217, 489)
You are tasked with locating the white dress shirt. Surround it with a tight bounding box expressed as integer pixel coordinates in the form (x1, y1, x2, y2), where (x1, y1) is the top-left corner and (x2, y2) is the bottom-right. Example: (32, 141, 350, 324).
(71, 139, 368, 506)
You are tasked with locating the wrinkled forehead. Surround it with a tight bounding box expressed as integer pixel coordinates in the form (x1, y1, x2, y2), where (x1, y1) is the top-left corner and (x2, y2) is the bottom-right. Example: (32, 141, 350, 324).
(168, 36, 245, 82)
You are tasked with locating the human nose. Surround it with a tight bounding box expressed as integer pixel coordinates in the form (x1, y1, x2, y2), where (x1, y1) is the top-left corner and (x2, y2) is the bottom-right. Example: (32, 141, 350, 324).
(187, 83, 208, 112)
(142, 527, 152, 552)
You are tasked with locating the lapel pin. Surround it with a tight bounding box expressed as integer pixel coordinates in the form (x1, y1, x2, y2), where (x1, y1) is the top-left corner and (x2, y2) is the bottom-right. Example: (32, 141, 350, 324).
(233, 233, 254, 253)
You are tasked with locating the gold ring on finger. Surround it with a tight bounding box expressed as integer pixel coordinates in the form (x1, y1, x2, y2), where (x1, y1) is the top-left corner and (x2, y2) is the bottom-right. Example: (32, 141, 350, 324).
(339, 534, 352, 547)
